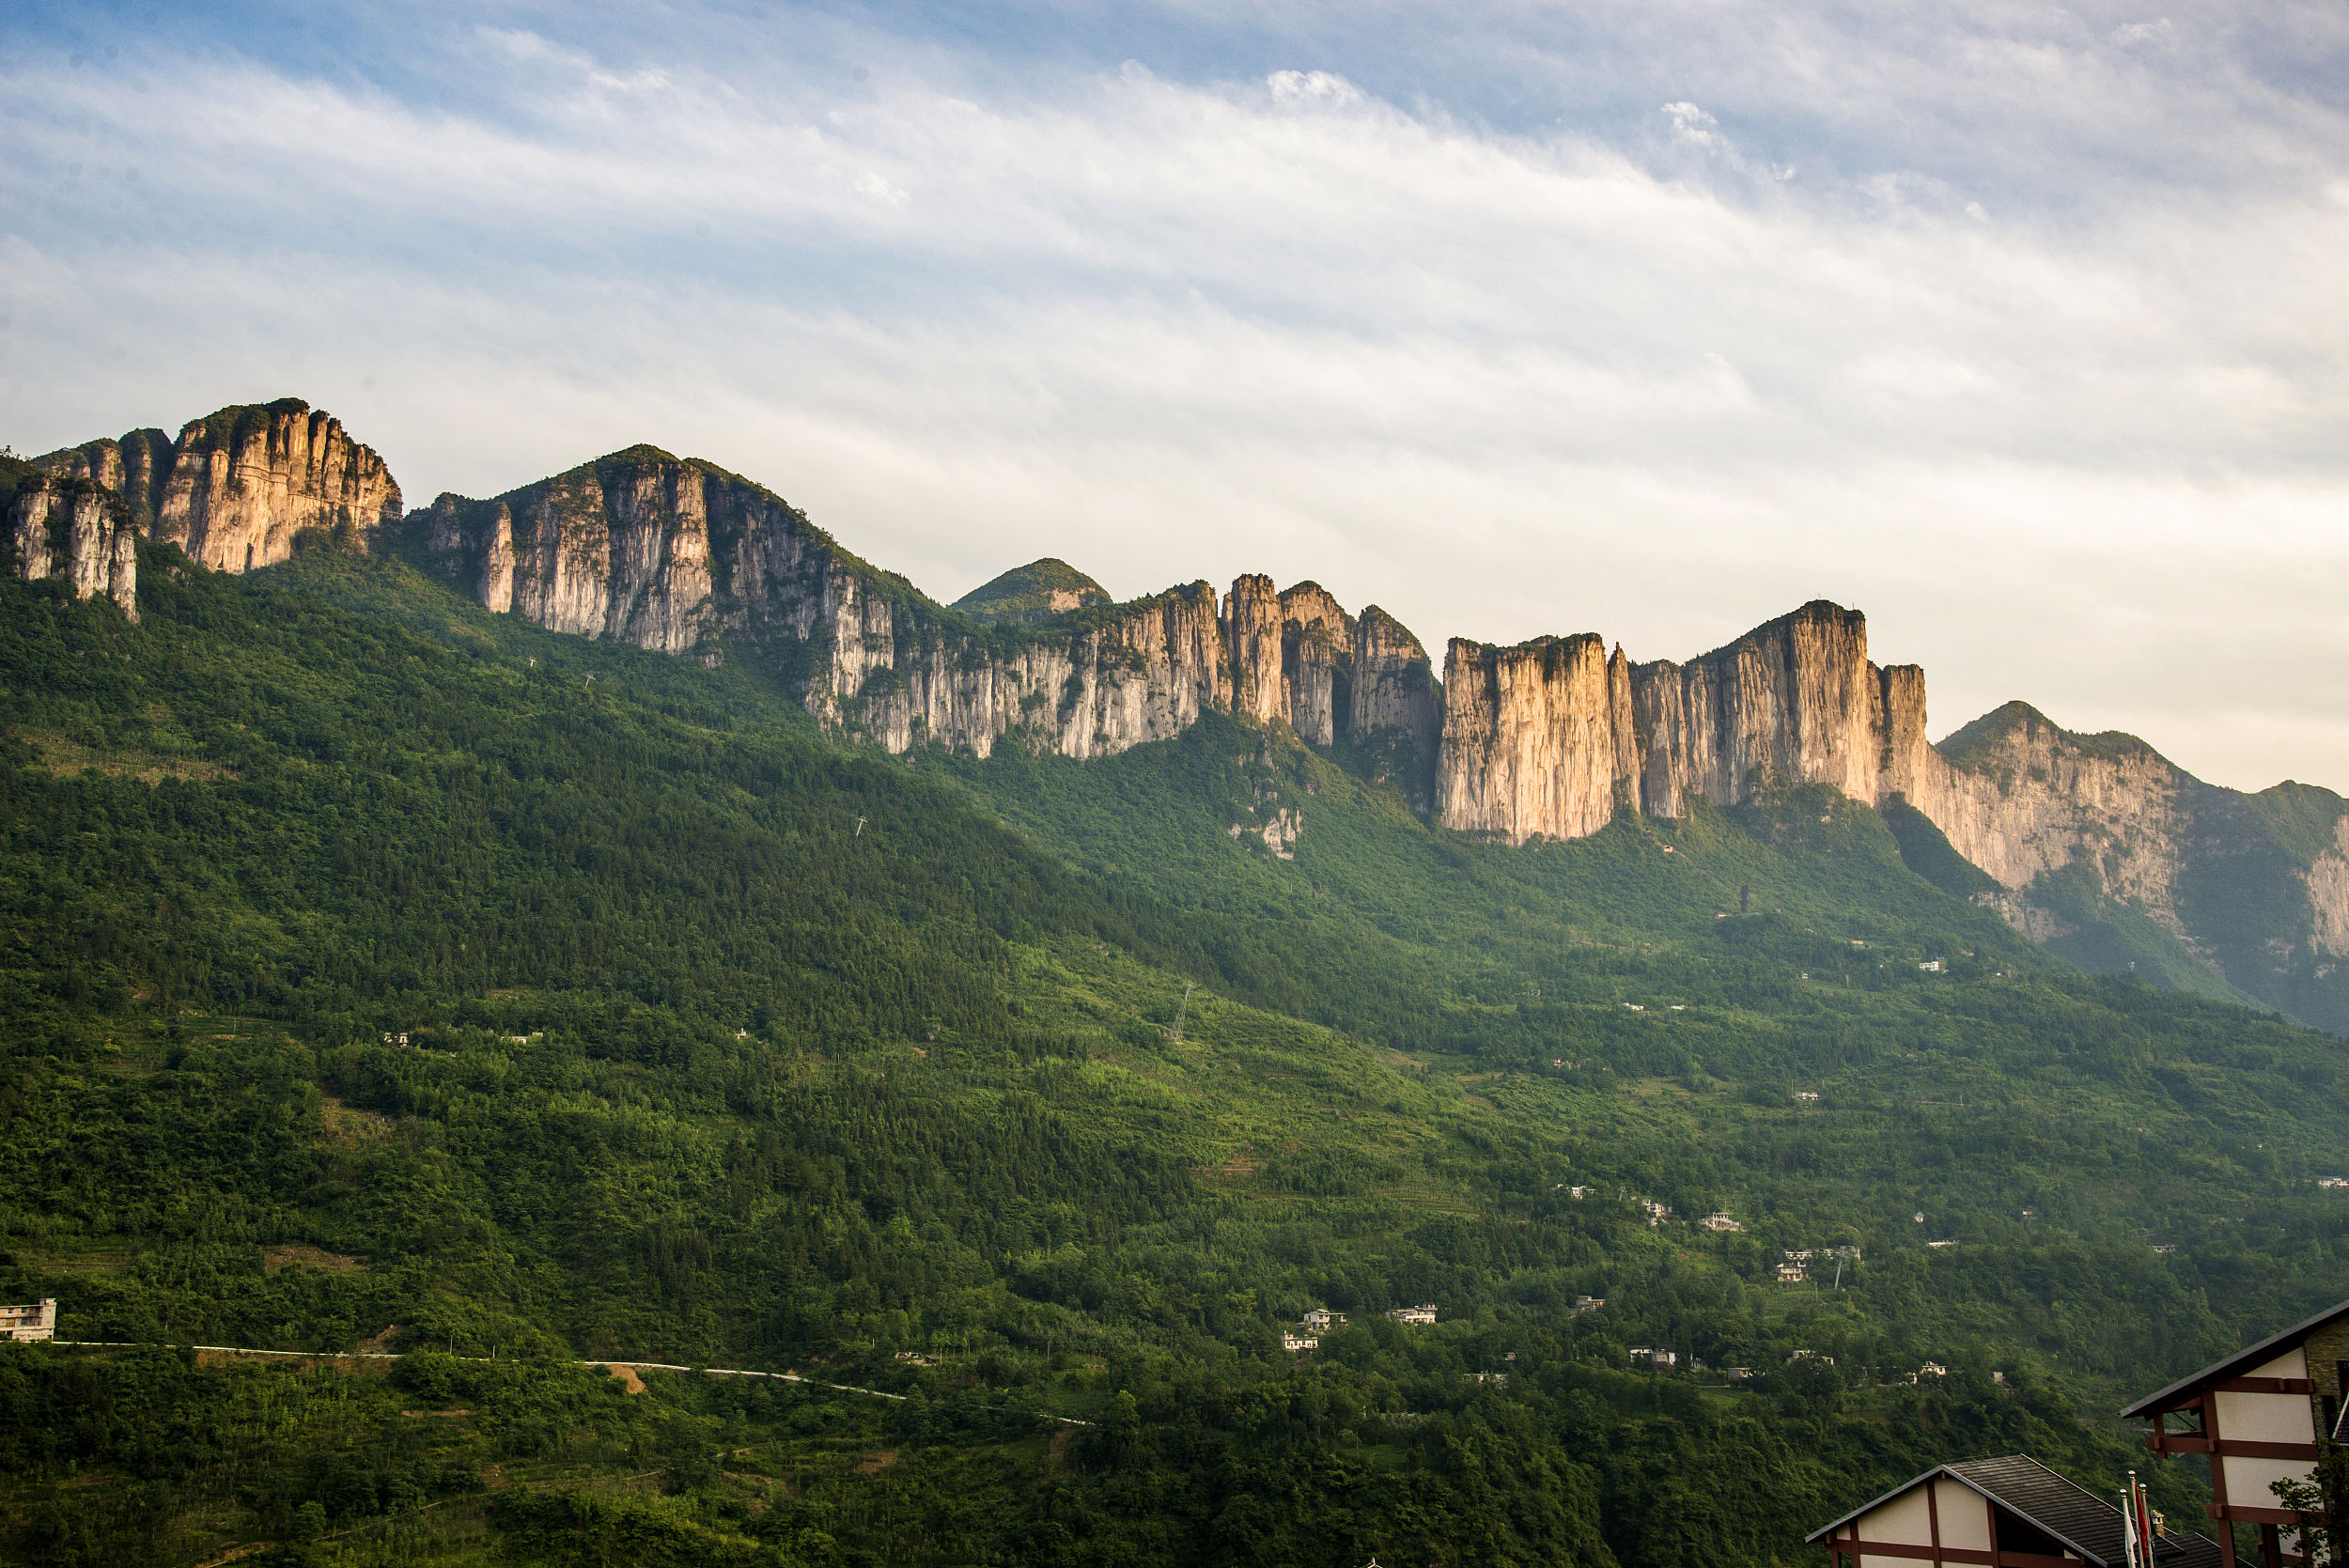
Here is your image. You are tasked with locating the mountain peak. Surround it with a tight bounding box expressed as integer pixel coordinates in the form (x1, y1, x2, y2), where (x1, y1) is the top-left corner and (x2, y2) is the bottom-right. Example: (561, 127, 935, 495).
(952, 557, 1111, 625)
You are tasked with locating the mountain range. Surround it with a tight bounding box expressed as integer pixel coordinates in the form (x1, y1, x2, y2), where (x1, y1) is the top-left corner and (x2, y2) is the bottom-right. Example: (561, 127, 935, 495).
(18, 396, 2347, 1032)
(9, 393, 2349, 1566)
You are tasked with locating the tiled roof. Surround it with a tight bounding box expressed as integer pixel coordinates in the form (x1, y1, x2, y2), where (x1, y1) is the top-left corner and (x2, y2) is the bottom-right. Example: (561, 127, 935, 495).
(1808, 1454, 2224, 1567)
(1950, 1456, 2220, 1567)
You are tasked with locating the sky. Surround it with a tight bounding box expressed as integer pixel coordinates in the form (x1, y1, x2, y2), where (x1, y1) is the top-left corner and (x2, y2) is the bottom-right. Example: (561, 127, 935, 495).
(4, 2, 2347, 792)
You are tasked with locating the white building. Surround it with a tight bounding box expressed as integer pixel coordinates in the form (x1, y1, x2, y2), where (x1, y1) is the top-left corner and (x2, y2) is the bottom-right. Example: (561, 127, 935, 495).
(1282, 1333, 1318, 1353)
(1571, 1296, 1606, 1313)
(1699, 1212, 1742, 1233)
(1629, 1346, 1677, 1367)
(0, 1299, 55, 1342)
(2126, 1293, 2349, 1566)
(1388, 1304, 1438, 1325)
(1300, 1308, 1346, 1329)
(1808, 1454, 2219, 1568)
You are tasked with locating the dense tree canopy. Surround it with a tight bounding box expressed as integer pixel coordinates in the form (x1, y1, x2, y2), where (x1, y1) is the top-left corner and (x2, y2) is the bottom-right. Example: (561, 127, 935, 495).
(1, 541, 2340, 1565)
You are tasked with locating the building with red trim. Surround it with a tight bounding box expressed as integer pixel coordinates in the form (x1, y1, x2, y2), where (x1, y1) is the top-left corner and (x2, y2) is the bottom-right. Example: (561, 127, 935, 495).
(1808, 1454, 2221, 1566)
(2122, 1296, 2349, 1567)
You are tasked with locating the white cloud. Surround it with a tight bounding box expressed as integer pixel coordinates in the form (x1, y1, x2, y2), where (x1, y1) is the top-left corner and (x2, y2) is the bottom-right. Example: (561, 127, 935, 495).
(0, 9, 2346, 791)
(1662, 101, 1730, 153)
(1268, 70, 1364, 107)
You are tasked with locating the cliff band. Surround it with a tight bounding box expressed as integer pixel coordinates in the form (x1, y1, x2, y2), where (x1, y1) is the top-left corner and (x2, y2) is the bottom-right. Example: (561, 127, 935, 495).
(20, 400, 2349, 1031)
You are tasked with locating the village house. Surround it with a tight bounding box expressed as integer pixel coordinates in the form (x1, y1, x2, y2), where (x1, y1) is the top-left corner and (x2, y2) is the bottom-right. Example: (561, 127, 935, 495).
(2123, 1292, 2349, 1568)
(1700, 1212, 1743, 1233)
(1282, 1333, 1318, 1353)
(0, 1299, 55, 1342)
(1572, 1296, 1607, 1313)
(1808, 1454, 2221, 1566)
(1629, 1346, 1678, 1367)
(1387, 1304, 1438, 1325)
(1300, 1308, 1346, 1329)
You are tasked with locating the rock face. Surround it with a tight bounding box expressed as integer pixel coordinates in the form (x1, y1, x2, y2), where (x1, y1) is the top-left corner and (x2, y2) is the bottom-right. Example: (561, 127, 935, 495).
(38, 396, 2340, 1028)
(413, 445, 1462, 769)
(1438, 603, 1917, 845)
(1891, 704, 2349, 1031)
(8, 474, 138, 619)
(1437, 635, 1636, 842)
(1426, 598, 2349, 1030)
(36, 428, 174, 523)
(1349, 606, 1444, 801)
(420, 446, 786, 653)
(39, 399, 400, 573)
(1279, 582, 1355, 747)
(415, 446, 1272, 760)
(1628, 602, 1902, 820)
(1906, 704, 2189, 906)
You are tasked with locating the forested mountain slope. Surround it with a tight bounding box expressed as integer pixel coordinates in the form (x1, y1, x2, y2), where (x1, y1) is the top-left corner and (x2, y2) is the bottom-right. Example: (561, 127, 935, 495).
(20, 402, 2349, 1031)
(3, 539, 2347, 1566)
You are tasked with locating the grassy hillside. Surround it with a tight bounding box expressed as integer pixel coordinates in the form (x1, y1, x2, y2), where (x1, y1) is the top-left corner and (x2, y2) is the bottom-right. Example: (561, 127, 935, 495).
(3, 543, 2346, 1566)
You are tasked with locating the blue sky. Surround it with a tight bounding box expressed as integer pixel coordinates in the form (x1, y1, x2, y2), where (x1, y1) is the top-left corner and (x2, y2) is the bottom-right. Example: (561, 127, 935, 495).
(6, 2, 2347, 789)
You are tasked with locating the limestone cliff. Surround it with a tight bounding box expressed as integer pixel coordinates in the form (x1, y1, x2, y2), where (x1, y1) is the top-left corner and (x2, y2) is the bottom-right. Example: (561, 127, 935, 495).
(1437, 635, 1637, 842)
(1628, 602, 1896, 820)
(1423, 595, 2349, 1026)
(415, 446, 1244, 760)
(1279, 582, 1355, 747)
(1439, 602, 1905, 845)
(8, 474, 138, 619)
(1348, 606, 1444, 802)
(1225, 575, 1288, 729)
(30, 396, 2338, 1028)
(39, 398, 400, 573)
(1909, 704, 2191, 913)
(1896, 705, 2349, 1030)
(35, 428, 173, 522)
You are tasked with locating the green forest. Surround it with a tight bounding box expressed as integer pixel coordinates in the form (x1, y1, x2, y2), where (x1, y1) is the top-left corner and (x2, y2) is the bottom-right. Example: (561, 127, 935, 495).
(3, 532, 2346, 1566)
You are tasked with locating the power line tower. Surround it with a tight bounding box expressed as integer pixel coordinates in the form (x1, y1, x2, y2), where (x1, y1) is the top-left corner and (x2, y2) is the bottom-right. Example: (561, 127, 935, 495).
(1170, 981, 1194, 1043)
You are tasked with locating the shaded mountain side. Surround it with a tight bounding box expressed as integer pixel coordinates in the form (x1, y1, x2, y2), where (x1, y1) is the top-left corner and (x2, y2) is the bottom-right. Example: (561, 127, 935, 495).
(1921, 702, 2349, 1031)
(950, 556, 1112, 623)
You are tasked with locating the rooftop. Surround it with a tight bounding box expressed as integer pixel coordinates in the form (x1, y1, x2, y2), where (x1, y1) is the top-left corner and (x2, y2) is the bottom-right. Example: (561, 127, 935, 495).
(1808, 1454, 2222, 1567)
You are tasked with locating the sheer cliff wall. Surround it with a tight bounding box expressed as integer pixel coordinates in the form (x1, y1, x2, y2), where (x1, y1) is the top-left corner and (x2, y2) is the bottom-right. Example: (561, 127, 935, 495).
(411, 446, 1446, 768)
(8, 474, 138, 620)
(38, 398, 399, 574)
(38, 401, 2349, 1026)
(1436, 602, 1935, 844)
